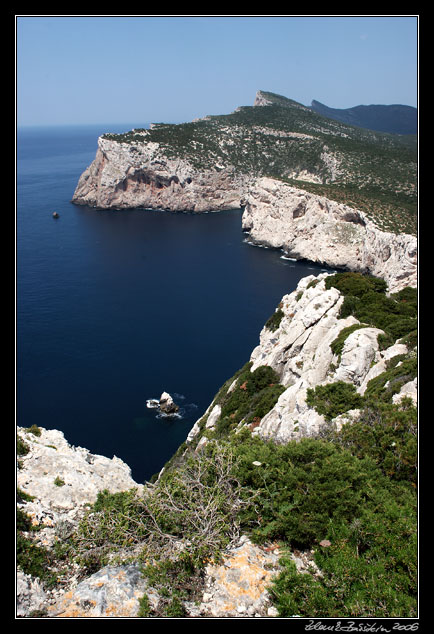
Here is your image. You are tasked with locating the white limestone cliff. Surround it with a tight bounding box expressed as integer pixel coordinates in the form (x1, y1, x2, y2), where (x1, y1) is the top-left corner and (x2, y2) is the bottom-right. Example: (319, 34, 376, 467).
(242, 177, 417, 293)
(187, 272, 416, 448)
(72, 135, 247, 212)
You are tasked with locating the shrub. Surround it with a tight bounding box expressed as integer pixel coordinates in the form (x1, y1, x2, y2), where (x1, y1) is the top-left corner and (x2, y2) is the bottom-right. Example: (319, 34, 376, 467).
(232, 436, 378, 548)
(270, 479, 417, 617)
(325, 272, 417, 345)
(330, 324, 369, 360)
(321, 398, 417, 484)
(215, 365, 283, 436)
(17, 434, 30, 456)
(17, 531, 57, 587)
(75, 442, 254, 570)
(265, 307, 284, 332)
(364, 356, 417, 403)
(306, 381, 364, 421)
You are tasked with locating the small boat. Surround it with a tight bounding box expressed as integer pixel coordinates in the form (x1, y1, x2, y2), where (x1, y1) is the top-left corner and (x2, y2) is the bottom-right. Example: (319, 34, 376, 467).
(52, 212, 60, 219)
(146, 399, 160, 409)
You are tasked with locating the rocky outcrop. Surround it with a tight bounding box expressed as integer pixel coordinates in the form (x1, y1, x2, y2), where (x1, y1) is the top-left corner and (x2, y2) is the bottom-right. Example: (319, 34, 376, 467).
(16, 427, 287, 618)
(159, 392, 179, 415)
(17, 427, 144, 537)
(72, 135, 246, 212)
(72, 139, 416, 294)
(242, 177, 417, 293)
(16, 426, 145, 617)
(187, 272, 417, 448)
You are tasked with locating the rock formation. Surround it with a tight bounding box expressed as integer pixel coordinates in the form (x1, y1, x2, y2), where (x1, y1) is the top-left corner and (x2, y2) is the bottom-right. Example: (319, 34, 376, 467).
(187, 272, 417, 448)
(242, 177, 417, 293)
(72, 134, 247, 212)
(158, 392, 179, 415)
(71, 90, 417, 294)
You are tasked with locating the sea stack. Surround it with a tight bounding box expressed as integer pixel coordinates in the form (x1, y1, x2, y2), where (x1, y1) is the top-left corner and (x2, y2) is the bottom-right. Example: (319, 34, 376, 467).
(159, 392, 179, 415)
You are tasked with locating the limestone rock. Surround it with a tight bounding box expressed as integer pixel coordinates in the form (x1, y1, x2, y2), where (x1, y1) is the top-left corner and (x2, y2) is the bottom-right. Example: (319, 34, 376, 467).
(16, 571, 48, 617)
(72, 136, 246, 212)
(16, 426, 143, 555)
(242, 177, 417, 293)
(47, 565, 154, 618)
(193, 536, 281, 618)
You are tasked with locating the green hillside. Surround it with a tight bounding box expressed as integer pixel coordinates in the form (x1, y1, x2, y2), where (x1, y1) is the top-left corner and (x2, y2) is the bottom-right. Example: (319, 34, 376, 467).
(103, 91, 417, 235)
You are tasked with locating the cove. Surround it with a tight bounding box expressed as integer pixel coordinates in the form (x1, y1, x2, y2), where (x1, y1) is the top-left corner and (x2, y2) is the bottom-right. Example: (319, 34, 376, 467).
(17, 126, 334, 483)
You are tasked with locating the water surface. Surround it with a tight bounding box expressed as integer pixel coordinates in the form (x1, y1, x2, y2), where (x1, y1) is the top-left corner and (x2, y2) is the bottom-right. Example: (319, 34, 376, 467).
(17, 125, 331, 482)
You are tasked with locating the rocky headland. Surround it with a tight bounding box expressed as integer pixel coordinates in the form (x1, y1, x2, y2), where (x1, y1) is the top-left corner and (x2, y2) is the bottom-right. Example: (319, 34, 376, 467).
(18, 90, 418, 618)
(72, 90, 417, 292)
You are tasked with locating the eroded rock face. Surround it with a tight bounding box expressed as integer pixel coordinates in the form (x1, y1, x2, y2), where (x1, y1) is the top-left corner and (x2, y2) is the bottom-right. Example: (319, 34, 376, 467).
(17, 427, 143, 533)
(16, 426, 145, 617)
(242, 177, 417, 293)
(187, 272, 415, 449)
(72, 136, 246, 212)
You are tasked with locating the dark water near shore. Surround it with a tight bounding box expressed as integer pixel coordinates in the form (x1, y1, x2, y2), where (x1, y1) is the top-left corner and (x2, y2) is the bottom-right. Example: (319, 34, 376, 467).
(16, 124, 332, 483)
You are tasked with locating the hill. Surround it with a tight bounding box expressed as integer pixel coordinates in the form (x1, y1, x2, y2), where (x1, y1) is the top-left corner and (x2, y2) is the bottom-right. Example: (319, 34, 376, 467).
(75, 90, 417, 235)
(310, 99, 417, 135)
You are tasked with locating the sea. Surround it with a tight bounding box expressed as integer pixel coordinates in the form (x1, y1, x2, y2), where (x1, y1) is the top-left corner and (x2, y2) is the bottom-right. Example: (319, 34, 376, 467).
(16, 123, 333, 484)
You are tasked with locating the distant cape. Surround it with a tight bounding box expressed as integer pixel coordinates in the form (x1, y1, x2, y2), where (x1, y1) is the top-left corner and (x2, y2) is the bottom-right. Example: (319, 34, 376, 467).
(310, 99, 417, 135)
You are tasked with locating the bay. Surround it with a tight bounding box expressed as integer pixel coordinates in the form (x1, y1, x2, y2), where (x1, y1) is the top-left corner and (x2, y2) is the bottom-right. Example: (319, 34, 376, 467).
(16, 124, 332, 483)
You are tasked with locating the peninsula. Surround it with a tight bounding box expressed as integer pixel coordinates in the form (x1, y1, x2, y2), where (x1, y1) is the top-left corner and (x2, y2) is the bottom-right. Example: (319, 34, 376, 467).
(18, 91, 418, 618)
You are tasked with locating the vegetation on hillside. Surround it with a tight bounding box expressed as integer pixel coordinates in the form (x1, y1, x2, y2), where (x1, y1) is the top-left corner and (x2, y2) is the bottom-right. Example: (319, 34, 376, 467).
(16, 274, 418, 618)
(102, 91, 417, 235)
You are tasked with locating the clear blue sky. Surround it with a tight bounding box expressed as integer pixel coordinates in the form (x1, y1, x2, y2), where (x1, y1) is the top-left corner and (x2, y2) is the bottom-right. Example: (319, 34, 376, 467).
(16, 15, 418, 127)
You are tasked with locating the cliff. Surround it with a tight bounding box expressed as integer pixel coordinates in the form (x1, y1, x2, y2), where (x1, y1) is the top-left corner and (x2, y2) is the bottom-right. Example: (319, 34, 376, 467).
(17, 270, 417, 618)
(187, 272, 417, 449)
(72, 90, 417, 293)
(72, 134, 247, 212)
(242, 177, 417, 293)
(72, 91, 417, 233)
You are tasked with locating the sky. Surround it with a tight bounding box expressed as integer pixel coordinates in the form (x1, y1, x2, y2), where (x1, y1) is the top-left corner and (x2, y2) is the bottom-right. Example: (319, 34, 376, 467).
(16, 15, 418, 127)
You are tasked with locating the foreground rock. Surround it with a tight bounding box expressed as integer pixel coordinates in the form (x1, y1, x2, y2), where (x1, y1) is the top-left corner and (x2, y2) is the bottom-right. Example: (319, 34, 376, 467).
(17, 427, 144, 537)
(46, 565, 154, 618)
(16, 427, 144, 617)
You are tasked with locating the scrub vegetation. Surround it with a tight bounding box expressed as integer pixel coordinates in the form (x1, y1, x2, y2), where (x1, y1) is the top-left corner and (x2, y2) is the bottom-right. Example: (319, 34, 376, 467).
(17, 271, 417, 618)
(102, 91, 417, 235)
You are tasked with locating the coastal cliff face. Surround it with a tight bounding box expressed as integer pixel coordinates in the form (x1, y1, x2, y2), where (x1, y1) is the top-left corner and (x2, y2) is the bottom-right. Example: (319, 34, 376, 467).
(73, 142, 416, 294)
(72, 135, 247, 212)
(242, 177, 417, 293)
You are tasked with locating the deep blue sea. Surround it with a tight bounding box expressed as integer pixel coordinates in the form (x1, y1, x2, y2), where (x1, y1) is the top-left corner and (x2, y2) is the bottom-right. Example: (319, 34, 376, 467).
(17, 124, 332, 483)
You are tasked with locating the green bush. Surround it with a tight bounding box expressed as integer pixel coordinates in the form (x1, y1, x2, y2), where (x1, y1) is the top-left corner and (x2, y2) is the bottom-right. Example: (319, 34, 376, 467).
(324, 272, 417, 346)
(265, 307, 284, 331)
(306, 381, 364, 421)
(323, 398, 417, 484)
(228, 429, 417, 618)
(17, 532, 57, 587)
(214, 364, 283, 436)
(232, 436, 378, 548)
(270, 479, 417, 617)
(330, 324, 369, 360)
(364, 356, 417, 403)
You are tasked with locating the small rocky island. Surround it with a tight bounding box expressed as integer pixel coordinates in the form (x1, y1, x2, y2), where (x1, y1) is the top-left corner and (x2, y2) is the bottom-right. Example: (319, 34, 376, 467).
(146, 392, 179, 416)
